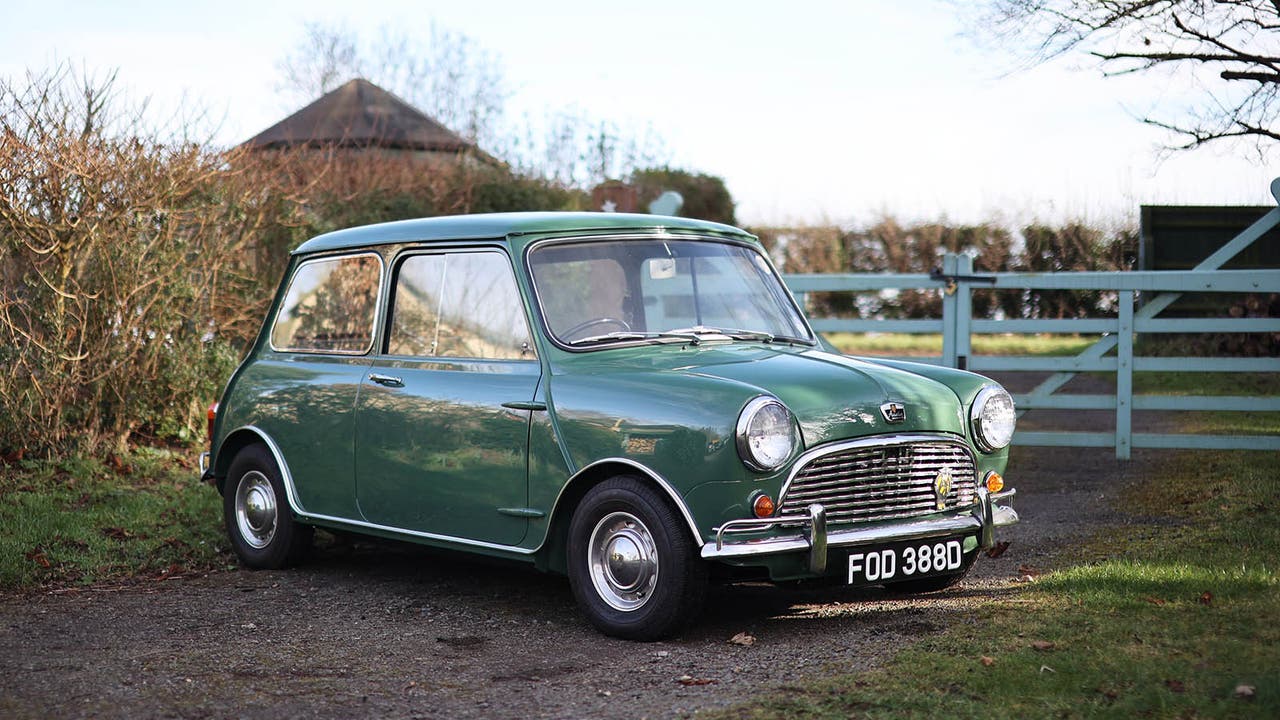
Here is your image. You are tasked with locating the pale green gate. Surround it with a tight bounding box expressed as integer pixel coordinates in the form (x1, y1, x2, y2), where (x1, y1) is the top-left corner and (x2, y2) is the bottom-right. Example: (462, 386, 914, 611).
(783, 183, 1280, 459)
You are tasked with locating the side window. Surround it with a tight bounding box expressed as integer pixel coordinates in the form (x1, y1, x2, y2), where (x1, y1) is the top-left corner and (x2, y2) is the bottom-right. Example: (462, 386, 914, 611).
(271, 254, 381, 353)
(388, 251, 534, 360)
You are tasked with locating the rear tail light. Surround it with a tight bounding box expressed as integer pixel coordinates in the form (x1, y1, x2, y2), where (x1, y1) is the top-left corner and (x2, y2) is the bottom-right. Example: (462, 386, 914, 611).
(207, 402, 219, 443)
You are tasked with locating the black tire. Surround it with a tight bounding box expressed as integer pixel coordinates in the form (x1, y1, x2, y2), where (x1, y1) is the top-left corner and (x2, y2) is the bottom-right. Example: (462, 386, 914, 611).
(882, 555, 976, 594)
(223, 444, 313, 569)
(567, 476, 707, 641)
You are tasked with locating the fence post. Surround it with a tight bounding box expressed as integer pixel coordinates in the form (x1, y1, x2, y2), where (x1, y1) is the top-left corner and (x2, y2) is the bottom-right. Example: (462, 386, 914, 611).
(1116, 290, 1134, 460)
(941, 253, 959, 367)
(955, 254, 974, 370)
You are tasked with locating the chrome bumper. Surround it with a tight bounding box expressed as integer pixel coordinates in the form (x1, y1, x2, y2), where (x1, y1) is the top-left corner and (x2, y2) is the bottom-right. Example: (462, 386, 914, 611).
(700, 487, 1018, 575)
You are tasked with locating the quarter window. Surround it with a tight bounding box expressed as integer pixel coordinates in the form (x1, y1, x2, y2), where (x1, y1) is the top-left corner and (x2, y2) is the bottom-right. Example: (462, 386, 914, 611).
(389, 252, 534, 360)
(271, 254, 381, 353)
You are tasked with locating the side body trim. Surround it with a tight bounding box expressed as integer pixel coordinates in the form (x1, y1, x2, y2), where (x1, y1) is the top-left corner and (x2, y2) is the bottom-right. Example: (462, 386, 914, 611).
(220, 425, 537, 557)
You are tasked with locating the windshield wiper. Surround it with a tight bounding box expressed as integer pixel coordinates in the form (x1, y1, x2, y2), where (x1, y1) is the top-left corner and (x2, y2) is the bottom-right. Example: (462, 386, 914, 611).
(667, 326, 777, 342)
(567, 330, 701, 347)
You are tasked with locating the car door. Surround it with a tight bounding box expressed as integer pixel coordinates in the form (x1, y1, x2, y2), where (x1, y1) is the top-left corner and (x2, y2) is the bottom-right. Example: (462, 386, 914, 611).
(354, 248, 541, 546)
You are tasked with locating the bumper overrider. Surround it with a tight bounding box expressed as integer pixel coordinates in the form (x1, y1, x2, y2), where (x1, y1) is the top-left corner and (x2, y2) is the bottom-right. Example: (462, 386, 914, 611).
(701, 487, 1018, 575)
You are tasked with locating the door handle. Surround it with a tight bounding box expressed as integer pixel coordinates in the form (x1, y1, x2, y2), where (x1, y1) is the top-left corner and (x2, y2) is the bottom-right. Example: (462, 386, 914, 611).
(369, 373, 404, 388)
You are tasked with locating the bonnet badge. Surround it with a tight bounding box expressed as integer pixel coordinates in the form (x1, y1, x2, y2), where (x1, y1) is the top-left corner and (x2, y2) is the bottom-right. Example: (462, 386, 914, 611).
(880, 402, 906, 424)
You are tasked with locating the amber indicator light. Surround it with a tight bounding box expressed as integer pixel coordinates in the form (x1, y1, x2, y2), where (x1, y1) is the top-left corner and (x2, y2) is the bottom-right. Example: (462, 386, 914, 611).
(752, 493, 776, 518)
(985, 471, 1004, 493)
(207, 402, 219, 443)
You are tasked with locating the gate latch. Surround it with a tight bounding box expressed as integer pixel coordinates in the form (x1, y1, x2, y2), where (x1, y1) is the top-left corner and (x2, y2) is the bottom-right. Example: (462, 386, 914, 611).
(930, 268, 998, 295)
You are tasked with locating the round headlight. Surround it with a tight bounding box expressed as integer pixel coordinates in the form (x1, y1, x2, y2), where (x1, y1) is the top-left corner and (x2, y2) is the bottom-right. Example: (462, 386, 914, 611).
(971, 385, 1016, 452)
(736, 396, 797, 471)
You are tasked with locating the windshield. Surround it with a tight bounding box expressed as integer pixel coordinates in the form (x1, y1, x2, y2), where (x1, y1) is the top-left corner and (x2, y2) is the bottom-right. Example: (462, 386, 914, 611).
(528, 238, 813, 348)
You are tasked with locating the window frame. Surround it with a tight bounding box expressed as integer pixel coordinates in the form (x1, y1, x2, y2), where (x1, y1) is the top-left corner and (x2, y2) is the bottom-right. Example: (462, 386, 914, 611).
(268, 251, 386, 356)
(383, 247, 538, 362)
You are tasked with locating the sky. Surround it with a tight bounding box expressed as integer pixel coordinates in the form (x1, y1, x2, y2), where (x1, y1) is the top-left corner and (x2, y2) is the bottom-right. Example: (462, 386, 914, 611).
(3, 0, 1277, 227)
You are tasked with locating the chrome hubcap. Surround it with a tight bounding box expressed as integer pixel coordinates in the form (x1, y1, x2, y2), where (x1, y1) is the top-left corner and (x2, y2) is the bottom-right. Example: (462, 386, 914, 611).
(588, 511, 658, 612)
(235, 471, 277, 549)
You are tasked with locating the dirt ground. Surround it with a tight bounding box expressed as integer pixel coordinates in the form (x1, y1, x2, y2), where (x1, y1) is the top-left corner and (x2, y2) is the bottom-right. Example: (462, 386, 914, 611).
(0, 376, 1165, 719)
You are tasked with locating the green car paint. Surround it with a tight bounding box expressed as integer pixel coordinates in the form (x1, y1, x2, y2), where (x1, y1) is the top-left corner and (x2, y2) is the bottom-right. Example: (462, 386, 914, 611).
(205, 212, 1015, 586)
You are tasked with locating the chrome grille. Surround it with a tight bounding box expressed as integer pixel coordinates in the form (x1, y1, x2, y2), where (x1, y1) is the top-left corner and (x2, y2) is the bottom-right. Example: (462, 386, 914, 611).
(777, 441, 977, 525)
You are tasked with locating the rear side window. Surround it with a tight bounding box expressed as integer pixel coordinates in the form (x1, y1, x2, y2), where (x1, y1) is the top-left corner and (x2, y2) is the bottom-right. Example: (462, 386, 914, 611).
(271, 254, 382, 354)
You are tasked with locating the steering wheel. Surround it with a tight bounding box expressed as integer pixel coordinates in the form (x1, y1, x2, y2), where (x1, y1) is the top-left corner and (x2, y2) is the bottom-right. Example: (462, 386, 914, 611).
(561, 317, 632, 341)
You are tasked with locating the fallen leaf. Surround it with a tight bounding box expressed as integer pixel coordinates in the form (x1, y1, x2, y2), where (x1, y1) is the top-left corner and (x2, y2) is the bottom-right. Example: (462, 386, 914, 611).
(985, 540, 1011, 559)
(25, 549, 51, 568)
(1031, 640, 1056, 651)
(1097, 687, 1119, 700)
(1165, 679, 1185, 693)
(980, 656, 995, 667)
(1016, 564, 1040, 577)
(106, 454, 132, 475)
(1015, 574, 1037, 583)
(728, 632, 756, 647)
(1199, 591, 1213, 606)
(1143, 596, 1167, 606)
(1234, 684, 1256, 701)
(677, 675, 715, 686)
(101, 527, 133, 540)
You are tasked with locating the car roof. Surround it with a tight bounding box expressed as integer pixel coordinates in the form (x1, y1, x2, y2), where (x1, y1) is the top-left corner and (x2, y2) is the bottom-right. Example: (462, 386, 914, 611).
(292, 212, 755, 255)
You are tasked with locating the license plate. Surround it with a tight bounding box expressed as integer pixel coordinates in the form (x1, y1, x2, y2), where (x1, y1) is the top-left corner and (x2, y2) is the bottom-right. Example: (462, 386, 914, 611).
(847, 538, 971, 585)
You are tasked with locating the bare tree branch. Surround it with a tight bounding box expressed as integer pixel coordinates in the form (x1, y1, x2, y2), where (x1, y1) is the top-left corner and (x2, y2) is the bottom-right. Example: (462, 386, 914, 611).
(964, 0, 1280, 154)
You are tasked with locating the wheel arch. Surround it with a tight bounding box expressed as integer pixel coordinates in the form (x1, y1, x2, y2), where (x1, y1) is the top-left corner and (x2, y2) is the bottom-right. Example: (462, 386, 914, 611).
(213, 426, 300, 513)
(536, 458, 703, 575)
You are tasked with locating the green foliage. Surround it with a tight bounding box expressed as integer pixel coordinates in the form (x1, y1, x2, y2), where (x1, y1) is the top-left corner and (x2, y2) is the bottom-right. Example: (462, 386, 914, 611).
(0, 450, 228, 589)
(631, 167, 736, 225)
(468, 174, 585, 214)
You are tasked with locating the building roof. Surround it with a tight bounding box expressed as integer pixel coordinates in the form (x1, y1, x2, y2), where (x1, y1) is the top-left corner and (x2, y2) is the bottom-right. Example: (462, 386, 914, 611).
(292, 212, 754, 255)
(242, 78, 473, 153)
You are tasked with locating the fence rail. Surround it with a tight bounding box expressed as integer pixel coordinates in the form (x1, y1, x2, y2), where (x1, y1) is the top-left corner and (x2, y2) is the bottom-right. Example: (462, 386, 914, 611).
(782, 184, 1280, 459)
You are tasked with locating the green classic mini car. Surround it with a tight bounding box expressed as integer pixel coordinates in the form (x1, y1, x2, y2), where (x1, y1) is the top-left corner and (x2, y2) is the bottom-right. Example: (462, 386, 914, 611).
(201, 212, 1018, 640)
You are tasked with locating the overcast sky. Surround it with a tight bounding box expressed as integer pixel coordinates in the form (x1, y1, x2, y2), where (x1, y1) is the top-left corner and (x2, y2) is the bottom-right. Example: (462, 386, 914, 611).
(3, 0, 1276, 227)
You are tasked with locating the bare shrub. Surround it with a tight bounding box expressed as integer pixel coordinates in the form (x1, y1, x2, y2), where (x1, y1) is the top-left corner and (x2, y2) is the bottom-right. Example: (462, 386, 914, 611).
(0, 66, 258, 454)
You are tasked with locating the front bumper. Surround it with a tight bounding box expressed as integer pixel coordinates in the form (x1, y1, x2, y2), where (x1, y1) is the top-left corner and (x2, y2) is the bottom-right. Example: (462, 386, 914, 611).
(700, 487, 1018, 575)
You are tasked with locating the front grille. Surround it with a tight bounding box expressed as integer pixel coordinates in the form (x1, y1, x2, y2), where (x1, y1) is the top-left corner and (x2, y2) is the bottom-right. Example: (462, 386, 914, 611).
(777, 440, 977, 525)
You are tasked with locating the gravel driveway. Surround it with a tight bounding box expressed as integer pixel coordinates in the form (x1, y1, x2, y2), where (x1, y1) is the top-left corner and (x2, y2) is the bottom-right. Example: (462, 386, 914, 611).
(1, 373, 1159, 719)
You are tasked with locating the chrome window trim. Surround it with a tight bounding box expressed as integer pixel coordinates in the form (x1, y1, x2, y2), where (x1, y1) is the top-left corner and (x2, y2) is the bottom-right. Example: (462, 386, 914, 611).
(522, 233, 817, 353)
(970, 385, 1015, 453)
(269, 251, 386, 356)
(776, 433, 976, 508)
(385, 247, 538, 362)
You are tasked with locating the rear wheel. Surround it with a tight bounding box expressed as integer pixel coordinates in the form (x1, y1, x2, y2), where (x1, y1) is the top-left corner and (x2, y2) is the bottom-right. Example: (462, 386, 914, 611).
(223, 444, 312, 569)
(567, 476, 706, 640)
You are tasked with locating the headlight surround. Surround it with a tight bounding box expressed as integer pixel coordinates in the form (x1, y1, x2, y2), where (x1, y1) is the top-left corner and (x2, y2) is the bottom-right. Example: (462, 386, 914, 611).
(971, 385, 1016, 452)
(736, 396, 797, 472)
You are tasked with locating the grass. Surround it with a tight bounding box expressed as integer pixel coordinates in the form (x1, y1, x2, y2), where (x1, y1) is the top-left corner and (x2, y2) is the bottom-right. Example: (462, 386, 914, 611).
(826, 333, 1099, 358)
(715, 377, 1280, 719)
(0, 448, 229, 590)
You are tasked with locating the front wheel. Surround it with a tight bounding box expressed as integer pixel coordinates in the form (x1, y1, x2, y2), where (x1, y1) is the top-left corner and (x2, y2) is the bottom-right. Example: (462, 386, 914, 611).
(567, 476, 707, 641)
(223, 444, 313, 569)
